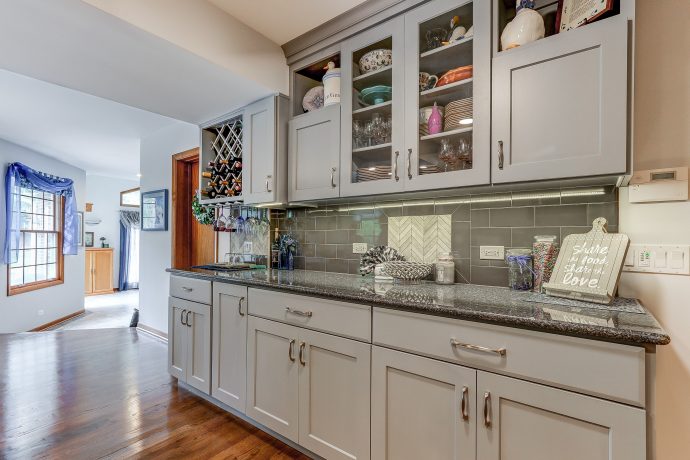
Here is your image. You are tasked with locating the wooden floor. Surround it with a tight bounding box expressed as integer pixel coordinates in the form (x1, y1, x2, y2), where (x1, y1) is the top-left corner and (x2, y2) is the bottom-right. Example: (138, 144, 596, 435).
(0, 328, 310, 459)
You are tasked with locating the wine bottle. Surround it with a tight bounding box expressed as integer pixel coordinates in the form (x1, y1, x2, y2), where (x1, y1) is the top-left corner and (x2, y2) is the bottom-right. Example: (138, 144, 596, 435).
(200, 189, 217, 199)
(202, 171, 212, 178)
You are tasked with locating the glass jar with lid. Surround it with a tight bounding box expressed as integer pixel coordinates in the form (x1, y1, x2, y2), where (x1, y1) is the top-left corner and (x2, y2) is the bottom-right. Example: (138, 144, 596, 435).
(435, 253, 455, 284)
(505, 248, 534, 291)
(533, 235, 559, 293)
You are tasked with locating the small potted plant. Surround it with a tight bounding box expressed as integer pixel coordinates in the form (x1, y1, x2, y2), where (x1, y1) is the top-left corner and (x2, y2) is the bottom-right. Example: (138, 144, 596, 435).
(99, 237, 109, 248)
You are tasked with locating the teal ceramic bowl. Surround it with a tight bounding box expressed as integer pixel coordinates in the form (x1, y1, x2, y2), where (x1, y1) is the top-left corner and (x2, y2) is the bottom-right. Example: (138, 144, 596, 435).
(359, 85, 392, 106)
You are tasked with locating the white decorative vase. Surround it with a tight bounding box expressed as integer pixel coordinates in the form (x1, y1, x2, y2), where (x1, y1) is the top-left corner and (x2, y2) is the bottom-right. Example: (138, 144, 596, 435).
(322, 61, 341, 106)
(500, 0, 545, 51)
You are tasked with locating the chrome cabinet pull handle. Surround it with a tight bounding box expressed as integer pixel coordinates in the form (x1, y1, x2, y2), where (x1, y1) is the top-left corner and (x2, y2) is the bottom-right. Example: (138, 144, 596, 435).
(394, 151, 400, 181)
(461, 386, 469, 421)
(299, 342, 306, 366)
(330, 167, 337, 188)
(288, 339, 296, 362)
(265, 175, 272, 192)
(285, 307, 313, 318)
(181, 287, 193, 292)
(180, 309, 187, 326)
(498, 141, 504, 170)
(407, 148, 413, 179)
(185, 310, 192, 327)
(238, 297, 245, 316)
(450, 338, 506, 357)
(484, 392, 491, 427)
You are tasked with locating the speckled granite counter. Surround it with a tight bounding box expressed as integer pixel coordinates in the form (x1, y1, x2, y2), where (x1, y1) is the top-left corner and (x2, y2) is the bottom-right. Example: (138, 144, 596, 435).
(167, 268, 669, 346)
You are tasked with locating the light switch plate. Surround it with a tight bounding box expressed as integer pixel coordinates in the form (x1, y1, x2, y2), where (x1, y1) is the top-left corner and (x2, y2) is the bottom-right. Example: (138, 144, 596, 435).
(352, 243, 368, 254)
(623, 244, 690, 275)
(243, 241, 253, 254)
(480, 246, 505, 260)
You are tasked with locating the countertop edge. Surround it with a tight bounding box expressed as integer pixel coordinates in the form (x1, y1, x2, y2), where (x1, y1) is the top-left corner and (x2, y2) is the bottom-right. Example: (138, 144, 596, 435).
(167, 268, 670, 347)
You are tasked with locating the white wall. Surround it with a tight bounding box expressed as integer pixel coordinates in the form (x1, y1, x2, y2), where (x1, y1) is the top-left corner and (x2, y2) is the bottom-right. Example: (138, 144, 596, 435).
(0, 139, 86, 332)
(138, 121, 199, 335)
(85, 174, 139, 287)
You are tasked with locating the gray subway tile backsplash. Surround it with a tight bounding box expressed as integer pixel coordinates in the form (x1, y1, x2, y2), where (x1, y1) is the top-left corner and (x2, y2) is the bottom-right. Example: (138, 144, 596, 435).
(272, 186, 618, 287)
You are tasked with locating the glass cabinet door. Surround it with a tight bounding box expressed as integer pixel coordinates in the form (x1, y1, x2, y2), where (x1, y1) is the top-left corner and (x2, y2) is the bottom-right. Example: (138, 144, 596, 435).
(340, 17, 405, 197)
(403, 0, 490, 191)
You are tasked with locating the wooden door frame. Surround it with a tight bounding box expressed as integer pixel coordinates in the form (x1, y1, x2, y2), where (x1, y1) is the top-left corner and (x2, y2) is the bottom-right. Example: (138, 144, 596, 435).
(171, 148, 216, 268)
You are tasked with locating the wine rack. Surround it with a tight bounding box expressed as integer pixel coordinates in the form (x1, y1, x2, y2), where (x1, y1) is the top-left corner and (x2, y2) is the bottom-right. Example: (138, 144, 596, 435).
(200, 114, 244, 203)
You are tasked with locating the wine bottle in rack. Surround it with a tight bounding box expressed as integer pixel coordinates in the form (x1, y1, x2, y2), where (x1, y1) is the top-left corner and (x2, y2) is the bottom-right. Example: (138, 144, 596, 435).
(202, 171, 212, 178)
(201, 188, 217, 199)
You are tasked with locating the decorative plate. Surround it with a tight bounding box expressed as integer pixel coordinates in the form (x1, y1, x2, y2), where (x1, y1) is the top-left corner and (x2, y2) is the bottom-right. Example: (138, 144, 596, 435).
(382, 261, 433, 281)
(358, 85, 392, 106)
(302, 85, 325, 112)
(359, 245, 406, 275)
(436, 65, 473, 88)
(358, 49, 392, 75)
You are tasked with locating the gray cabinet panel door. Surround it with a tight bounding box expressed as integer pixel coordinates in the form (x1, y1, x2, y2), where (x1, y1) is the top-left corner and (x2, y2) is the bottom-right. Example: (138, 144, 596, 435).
(492, 17, 629, 183)
(168, 300, 187, 381)
(288, 104, 341, 201)
(477, 371, 646, 460)
(211, 283, 248, 413)
(243, 96, 276, 204)
(185, 300, 211, 394)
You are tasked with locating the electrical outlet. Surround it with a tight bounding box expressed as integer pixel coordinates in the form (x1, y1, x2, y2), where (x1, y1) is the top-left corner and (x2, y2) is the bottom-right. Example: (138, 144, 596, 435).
(480, 245, 505, 260)
(243, 241, 253, 254)
(353, 243, 368, 254)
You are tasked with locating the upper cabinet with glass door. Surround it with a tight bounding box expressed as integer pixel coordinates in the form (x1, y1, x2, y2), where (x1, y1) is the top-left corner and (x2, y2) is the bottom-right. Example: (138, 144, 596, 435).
(403, 0, 491, 192)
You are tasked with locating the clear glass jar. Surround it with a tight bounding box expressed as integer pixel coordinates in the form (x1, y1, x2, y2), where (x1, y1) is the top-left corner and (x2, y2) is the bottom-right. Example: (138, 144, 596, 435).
(435, 253, 455, 284)
(506, 248, 534, 291)
(533, 235, 559, 293)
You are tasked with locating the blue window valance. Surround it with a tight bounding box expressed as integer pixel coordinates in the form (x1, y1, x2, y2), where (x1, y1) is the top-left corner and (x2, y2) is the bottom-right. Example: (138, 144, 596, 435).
(4, 162, 78, 263)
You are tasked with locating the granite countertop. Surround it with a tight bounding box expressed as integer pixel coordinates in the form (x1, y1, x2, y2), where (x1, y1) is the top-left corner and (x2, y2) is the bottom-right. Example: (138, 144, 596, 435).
(167, 268, 670, 346)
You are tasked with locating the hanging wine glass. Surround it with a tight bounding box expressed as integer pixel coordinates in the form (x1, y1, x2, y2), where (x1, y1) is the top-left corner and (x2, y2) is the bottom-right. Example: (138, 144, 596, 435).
(215, 205, 226, 232)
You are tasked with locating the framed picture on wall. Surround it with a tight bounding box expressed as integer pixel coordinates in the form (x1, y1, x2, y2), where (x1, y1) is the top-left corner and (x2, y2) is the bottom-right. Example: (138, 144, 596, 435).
(78, 211, 84, 246)
(85, 231, 95, 248)
(141, 189, 169, 231)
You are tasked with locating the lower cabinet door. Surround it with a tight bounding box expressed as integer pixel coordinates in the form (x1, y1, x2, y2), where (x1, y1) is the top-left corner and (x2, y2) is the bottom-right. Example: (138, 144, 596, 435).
(477, 371, 646, 460)
(246, 316, 300, 442)
(168, 298, 188, 381)
(297, 328, 371, 460)
(372, 346, 476, 460)
(211, 283, 248, 412)
(185, 300, 212, 394)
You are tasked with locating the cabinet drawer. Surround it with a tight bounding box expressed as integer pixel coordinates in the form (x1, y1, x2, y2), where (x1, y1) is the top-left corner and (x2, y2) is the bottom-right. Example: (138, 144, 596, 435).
(248, 288, 371, 342)
(170, 275, 212, 305)
(373, 308, 645, 407)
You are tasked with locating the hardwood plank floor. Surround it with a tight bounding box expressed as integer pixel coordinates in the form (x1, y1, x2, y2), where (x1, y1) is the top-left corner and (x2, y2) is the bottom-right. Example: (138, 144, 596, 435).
(0, 329, 311, 459)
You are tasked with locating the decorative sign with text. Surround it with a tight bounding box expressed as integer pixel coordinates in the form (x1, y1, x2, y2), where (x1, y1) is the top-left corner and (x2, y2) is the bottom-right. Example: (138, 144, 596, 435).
(543, 218, 629, 304)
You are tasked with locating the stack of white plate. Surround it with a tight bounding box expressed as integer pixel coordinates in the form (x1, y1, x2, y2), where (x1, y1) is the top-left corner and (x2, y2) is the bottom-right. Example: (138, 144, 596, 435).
(357, 165, 392, 182)
(444, 97, 473, 132)
(418, 162, 441, 175)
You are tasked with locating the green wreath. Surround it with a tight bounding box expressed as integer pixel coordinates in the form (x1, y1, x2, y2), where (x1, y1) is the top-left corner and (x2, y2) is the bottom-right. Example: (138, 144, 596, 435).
(192, 193, 215, 225)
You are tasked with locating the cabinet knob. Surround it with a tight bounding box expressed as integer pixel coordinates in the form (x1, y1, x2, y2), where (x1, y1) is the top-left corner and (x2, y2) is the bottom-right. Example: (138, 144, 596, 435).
(461, 386, 469, 421)
(299, 341, 306, 366)
(180, 309, 187, 326)
(330, 167, 337, 188)
(181, 287, 193, 292)
(407, 148, 413, 180)
(238, 297, 245, 316)
(265, 175, 272, 193)
(498, 141, 504, 170)
(288, 339, 296, 362)
(185, 310, 192, 328)
(483, 392, 492, 427)
(394, 151, 400, 182)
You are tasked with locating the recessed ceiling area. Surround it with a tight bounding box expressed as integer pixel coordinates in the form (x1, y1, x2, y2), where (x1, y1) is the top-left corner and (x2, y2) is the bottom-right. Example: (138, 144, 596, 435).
(0, 69, 176, 178)
(208, 0, 369, 44)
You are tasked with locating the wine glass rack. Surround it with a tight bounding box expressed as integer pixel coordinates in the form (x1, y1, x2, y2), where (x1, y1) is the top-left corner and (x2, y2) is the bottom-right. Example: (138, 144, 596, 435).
(201, 114, 244, 202)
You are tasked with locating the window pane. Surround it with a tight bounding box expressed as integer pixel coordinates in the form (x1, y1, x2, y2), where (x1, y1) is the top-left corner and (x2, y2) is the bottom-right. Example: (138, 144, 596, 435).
(24, 232, 36, 249)
(44, 215, 55, 231)
(44, 199, 54, 216)
(47, 248, 57, 264)
(10, 251, 23, 268)
(47, 233, 57, 248)
(36, 249, 47, 265)
(20, 187, 32, 196)
(47, 263, 56, 280)
(20, 195, 32, 213)
(32, 199, 44, 215)
(20, 213, 32, 230)
(24, 249, 36, 266)
(24, 266, 36, 283)
(36, 233, 47, 248)
(32, 190, 43, 198)
(10, 268, 23, 286)
(35, 265, 47, 282)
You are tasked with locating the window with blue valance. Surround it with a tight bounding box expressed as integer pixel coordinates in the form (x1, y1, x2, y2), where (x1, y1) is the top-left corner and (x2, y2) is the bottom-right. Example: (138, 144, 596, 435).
(4, 162, 78, 264)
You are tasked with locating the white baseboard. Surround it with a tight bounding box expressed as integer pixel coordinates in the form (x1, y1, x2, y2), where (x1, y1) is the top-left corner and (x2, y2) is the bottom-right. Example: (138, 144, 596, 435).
(137, 323, 167, 342)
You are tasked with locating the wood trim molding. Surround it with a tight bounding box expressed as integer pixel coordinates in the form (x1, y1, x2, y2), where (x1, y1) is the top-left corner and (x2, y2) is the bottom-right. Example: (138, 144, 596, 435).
(171, 148, 199, 269)
(30, 309, 85, 331)
(282, 0, 426, 64)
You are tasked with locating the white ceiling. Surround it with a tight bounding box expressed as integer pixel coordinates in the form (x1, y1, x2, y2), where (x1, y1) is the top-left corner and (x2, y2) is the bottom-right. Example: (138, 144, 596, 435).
(208, 0, 369, 45)
(0, 69, 176, 179)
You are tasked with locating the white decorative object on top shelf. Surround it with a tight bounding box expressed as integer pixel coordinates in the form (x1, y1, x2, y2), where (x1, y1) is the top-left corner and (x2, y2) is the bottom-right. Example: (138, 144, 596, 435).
(322, 61, 341, 106)
(543, 218, 630, 304)
(500, 0, 545, 51)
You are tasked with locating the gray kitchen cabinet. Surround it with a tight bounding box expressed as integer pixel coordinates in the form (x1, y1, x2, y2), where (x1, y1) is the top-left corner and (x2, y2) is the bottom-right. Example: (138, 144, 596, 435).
(371, 346, 476, 460)
(167, 296, 212, 394)
(402, 0, 491, 191)
(211, 283, 248, 413)
(246, 316, 300, 442)
(243, 95, 289, 205)
(477, 371, 646, 460)
(491, 16, 629, 184)
(298, 327, 371, 460)
(288, 103, 341, 201)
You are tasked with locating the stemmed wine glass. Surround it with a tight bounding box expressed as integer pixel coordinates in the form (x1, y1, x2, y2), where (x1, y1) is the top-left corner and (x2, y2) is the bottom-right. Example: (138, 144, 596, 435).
(215, 205, 226, 232)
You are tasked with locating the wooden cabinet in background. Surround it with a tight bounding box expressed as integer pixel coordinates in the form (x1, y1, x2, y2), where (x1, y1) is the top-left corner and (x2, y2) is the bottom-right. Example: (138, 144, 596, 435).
(84, 248, 113, 296)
